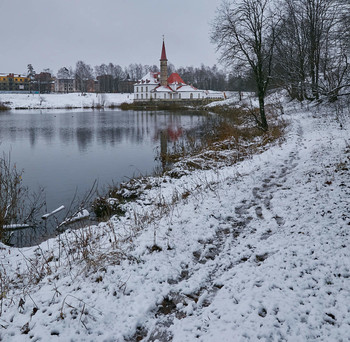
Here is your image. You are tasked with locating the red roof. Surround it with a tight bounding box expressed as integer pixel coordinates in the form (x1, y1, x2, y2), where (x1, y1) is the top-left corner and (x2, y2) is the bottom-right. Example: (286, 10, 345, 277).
(160, 40, 167, 61)
(167, 73, 185, 84)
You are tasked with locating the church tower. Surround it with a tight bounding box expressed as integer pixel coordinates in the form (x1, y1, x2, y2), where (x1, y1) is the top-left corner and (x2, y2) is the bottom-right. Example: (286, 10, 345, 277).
(160, 38, 168, 87)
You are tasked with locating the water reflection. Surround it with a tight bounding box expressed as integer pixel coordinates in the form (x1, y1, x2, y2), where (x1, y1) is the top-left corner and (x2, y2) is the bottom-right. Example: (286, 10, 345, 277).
(0, 110, 199, 148)
(0, 109, 209, 247)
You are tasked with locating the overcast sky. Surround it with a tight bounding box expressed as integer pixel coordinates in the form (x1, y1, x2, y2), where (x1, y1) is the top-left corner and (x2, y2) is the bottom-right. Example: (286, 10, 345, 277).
(0, 0, 223, 75)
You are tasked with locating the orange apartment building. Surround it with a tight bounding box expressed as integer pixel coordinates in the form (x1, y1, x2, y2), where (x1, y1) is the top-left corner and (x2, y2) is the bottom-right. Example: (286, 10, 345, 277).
(0, 73, 30, 91)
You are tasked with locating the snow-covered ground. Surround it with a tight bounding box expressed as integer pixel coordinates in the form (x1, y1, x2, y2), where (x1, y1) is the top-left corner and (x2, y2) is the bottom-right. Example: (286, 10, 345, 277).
(1, 98, 350, 341)
(0, 93, 133, 109)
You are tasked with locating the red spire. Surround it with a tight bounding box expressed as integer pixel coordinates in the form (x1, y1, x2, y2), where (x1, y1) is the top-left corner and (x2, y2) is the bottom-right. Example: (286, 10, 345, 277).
(160, 39, 167, 61)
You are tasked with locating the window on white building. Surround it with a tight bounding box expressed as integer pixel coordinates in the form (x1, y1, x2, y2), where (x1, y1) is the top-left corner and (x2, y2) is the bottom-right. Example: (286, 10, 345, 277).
(190, 93, 193, 99)
(141, 94, 143, 99)
(179, 93, 181, 99)
(164, 94, 166, 99)
(141, 86, 143, 92)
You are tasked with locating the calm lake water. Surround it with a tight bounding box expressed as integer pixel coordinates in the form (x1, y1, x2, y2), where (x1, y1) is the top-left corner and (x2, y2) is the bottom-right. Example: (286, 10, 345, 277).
(0, 109, 210, 246)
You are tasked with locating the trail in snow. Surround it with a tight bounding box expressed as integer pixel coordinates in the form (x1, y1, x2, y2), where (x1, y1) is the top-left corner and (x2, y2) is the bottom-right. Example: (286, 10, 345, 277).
(1, 102, 350, 342)
(129, 109, 350, 341)
(139, 119, 305, 341)
(166, 111, 349, 341)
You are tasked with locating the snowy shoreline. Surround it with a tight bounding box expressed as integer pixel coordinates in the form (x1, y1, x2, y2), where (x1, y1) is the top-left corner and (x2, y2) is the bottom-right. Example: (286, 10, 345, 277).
(0, 92, 133, 110)
(1, 98, 350, 341)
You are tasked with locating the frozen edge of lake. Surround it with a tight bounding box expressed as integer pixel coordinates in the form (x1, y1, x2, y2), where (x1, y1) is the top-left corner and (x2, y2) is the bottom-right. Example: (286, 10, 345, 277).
(0, 92, 133, 109)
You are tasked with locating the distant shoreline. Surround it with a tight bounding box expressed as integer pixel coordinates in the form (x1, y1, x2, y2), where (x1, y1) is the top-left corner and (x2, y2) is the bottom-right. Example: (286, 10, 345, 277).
(0, 92, 133, 110)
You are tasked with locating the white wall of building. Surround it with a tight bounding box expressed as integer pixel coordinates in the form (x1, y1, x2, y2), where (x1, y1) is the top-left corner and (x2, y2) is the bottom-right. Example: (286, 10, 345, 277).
(134, 80, 218, 101)
(134, 84, 158, 100)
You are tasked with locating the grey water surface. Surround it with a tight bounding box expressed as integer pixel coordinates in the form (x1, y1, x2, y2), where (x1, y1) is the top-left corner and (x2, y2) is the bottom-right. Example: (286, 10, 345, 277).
(0, 108, 210, 246)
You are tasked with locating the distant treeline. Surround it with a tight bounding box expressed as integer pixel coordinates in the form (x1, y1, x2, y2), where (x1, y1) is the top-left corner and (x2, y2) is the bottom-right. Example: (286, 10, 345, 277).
(26, 62, 255, 93)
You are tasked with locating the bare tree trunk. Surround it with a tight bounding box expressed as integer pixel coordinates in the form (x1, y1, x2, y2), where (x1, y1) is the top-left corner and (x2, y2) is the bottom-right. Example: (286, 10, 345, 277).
(211, 0, 277, 130)
(258, 93, 268, 130)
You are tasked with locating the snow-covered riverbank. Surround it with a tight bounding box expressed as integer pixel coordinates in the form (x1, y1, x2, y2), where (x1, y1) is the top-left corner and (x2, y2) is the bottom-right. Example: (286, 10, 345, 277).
(0, 98, 349, 341)
(0, 93, 133, 109)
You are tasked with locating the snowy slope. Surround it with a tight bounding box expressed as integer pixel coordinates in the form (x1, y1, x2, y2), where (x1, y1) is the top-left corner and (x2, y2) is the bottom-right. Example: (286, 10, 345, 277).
(0, 100, 349, 341)
(0, 92, 133, 109)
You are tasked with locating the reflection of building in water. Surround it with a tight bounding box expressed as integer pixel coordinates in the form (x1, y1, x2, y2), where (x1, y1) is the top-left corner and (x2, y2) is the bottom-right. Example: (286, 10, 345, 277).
(76, 127, 93, 152)
(134, 39, 224, 101)
(167, 126, 182, 141)
(159, 124, 183, 169)
(160, 129, 168, 169)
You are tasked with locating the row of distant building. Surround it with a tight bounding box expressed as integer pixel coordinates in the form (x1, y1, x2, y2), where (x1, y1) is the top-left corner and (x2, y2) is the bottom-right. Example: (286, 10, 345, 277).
(0, 40, 225, 101)
(0, 69, 224, 100)
(0, 72, 135, 94)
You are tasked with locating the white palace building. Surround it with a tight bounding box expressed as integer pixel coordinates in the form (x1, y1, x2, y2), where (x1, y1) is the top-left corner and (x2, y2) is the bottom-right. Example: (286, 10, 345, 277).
(134, 40, 224, 101)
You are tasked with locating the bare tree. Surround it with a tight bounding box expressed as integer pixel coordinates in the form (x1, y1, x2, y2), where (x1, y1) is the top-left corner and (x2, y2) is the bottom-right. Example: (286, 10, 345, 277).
(275, 0, 348, 101)
(274, 0, 309, 100)
(75, 61, 94, 93)
(27, 64, 36, 93)
(95, 63, 108, 77)
(341, 0, 350, 53)
(324, 0, 350, 99)
(95, 63, 126, 92)
(167, 62, 176, 76)
(57, 66, 74, 79)
(149, 65, 159, 73)
(303, 0, 339, 99)
(211, 0, 278, 130)
(112, 64, 125, 92)
(319, 7, 349, 101)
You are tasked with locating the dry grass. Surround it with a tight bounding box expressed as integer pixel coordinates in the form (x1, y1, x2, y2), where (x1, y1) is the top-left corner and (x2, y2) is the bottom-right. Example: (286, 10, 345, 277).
(0, 263, 10, 316)
(0, 102, 10, 111)
(0, 156, 25, 239)
(0, 101, 288, 317)
(119, 102, 134, 110)
(166, 104, 287, 168)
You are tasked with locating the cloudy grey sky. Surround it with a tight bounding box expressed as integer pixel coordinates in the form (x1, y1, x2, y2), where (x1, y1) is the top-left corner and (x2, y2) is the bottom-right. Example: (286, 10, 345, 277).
(0, 0, 222, 75)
